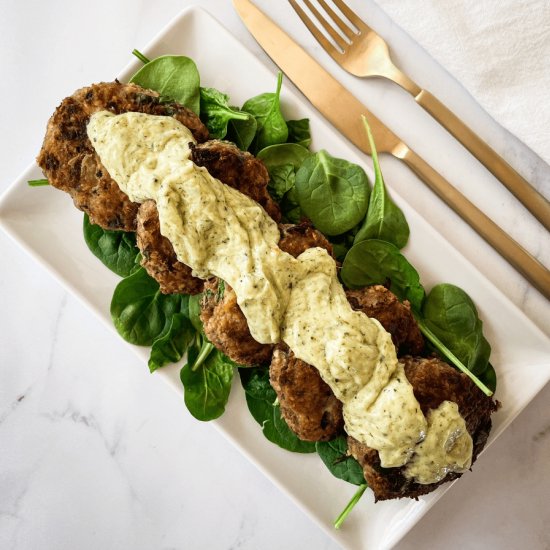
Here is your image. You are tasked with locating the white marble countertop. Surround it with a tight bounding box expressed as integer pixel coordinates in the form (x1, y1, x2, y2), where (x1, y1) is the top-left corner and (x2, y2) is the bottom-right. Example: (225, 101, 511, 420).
(1, 1, 549, 549)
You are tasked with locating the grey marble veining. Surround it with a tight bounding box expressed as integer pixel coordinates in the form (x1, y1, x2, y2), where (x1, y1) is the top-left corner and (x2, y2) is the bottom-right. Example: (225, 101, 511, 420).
(1, 1, 549, 549)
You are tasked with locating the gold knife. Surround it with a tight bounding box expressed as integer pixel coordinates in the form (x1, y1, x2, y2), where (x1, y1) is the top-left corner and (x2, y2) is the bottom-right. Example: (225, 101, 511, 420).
(233, 0, 550, 300)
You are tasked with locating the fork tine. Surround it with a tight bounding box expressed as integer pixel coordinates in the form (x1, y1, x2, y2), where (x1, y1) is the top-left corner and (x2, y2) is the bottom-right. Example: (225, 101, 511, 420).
(301, 0, 350, 49)
(289, 0, 344, 57)
(331, 0, 370, 33)
(316, 0, 356, 41)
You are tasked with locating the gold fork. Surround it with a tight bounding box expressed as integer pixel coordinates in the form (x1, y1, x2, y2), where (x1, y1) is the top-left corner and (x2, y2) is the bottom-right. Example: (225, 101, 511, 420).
(289, 0, 550, 232)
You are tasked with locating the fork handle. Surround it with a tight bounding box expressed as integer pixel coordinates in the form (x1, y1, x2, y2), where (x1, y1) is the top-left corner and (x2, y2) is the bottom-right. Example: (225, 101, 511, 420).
(394, 144, 550, 299)
(414, 89, 550, 231)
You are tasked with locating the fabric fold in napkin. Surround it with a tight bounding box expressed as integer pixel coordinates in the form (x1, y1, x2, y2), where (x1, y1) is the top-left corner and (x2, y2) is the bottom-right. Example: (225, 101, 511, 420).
(375, 0, 550, 166)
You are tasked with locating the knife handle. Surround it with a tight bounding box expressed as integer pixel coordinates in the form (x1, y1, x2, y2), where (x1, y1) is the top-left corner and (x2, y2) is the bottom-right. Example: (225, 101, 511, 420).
(394, 144, 550, 299)
(414, 89, 550, 231)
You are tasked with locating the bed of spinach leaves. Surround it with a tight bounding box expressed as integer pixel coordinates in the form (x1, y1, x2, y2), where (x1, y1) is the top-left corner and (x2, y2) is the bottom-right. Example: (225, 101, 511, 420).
(68, 51, 497, 522)
(87, 232, 238, 421)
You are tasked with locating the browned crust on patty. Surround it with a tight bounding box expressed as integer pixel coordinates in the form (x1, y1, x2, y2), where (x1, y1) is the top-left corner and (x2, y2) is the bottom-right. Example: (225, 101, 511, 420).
(37, 81, 209, 231)
(200, 279, 274, 366)
(270, 344, 344, 441)
(136, 200, 204, 295)
(278, 221, 334, 258)
(190, 139, 281, 222)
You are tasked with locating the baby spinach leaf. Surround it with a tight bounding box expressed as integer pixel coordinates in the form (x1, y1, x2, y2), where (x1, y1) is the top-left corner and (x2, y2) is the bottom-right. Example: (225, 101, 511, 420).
(327, 228, 359, 262)
(480, 363, 497, 393)
(226, 112, 258, 151)
(199, 87, 253, 140)
(83, 214, 140, 277)
(258, 143, 311, 207)
(110, 267, 188, 346)
(242, 72, 288, 153)
(266, 164, 296, 202)
(354, 117, 409, 248)
(148, 312, 195, 373)
(129, 55, 201, 115)
(286, 118, 311, 148)
(422, 284, 491, 376)
(187, 293, 204, 333)
(295, 150, 370, 236)
(280, 186, 303, 223)
(331, 242, 351, 262)
(341, 239, 425, 311)
(257, 142, 311, 171)
(316, 436, 366, 486)
(180, 335, 235, 421)
(239, 366, 316, 453)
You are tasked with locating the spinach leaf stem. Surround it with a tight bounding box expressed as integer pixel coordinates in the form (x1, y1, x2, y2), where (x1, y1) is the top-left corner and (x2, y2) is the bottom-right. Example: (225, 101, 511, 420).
(132, 49, 151, 65)
(191, 339, 215, 372)
(333, 483, 367, 529)
(416, 317, 493, 396)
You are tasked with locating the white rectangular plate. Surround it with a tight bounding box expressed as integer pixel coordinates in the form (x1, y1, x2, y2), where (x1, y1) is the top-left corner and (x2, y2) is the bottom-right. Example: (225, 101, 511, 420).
(1, 6, 549, 550)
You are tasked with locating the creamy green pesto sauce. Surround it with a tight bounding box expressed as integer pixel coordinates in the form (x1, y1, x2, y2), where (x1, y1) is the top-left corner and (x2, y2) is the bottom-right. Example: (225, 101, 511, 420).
(87, 110, 472, 483)
(344, 363, 427, 467)
(404, 400, 473, 484)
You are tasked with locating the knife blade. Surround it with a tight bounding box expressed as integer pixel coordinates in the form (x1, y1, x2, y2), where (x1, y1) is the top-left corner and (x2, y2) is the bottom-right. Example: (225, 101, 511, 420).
(233, 0, 550, 299)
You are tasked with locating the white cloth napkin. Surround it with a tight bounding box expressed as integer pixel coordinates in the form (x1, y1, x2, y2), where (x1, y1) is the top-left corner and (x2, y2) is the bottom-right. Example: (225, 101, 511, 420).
(375, 0, 550, 166)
